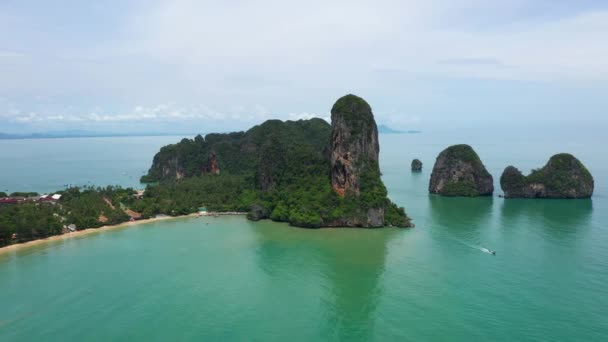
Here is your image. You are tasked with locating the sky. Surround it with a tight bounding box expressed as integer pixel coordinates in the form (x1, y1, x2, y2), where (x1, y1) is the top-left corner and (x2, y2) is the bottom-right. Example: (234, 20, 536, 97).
(1, 0, 608, 134)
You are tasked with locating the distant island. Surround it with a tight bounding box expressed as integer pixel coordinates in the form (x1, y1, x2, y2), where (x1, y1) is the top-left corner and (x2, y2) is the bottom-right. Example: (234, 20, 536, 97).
(377, 125, 421, 134)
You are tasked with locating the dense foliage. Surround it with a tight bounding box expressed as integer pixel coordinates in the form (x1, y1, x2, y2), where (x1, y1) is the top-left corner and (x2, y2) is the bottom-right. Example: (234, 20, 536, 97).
(500, 166, 526, 192)
(60, 187, 131, 228)
(330, 94, 376, 139)
(429, 144, 494, 197)
(0, 186, 132, 247)
(1, 115, 412, 247)
(527, 154, 593, 191)
(441, 180, 480, 197)
(501, 153, 594, 198)
(442, 144, 485, 170)
(0, 203, 62, 244)
(143, 118, 331, 182)
(141, 117, 411, 228)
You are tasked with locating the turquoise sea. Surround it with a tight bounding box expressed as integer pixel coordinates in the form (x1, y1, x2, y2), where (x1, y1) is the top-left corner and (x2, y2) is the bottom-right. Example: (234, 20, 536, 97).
(1, 126, 607, 341)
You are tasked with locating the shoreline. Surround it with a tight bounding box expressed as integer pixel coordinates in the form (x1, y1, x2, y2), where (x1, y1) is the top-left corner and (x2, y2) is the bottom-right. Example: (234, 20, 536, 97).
(0, 212, 243, 255)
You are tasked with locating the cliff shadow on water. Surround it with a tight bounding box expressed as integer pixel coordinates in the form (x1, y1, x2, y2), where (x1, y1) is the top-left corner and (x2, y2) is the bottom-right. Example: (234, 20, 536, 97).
(427, 195, 494, 229)
(427, 195, 494, 250)
(500, 198, 593, 239)
(249, 222, 398, 341)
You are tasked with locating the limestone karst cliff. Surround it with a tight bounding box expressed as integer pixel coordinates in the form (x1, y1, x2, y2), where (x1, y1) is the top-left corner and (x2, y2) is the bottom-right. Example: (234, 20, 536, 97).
(500, 153, 594, 199)
(327, 94, 410, 227)
(142, 95, 411, 228)
(330, 94, 379, 197)
(429, 144, 494, 197)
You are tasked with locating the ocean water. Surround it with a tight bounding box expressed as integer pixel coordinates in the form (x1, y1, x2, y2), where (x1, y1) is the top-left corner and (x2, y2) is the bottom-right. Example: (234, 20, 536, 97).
(0, 136, 185, 194)
(0, 127, 607, 341)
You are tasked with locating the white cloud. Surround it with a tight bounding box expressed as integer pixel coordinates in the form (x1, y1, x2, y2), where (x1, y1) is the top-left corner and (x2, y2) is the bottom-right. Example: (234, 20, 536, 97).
(6, 103, 279, 123)
(287, 112, 330, 122)
(14, 112, 39, 123)
(1, 1, 608, 128)
(127, 0, 608, 82)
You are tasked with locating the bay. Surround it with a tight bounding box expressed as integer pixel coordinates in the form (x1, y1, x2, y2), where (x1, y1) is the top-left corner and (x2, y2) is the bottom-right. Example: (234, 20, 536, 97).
(0, 126, 606, 341)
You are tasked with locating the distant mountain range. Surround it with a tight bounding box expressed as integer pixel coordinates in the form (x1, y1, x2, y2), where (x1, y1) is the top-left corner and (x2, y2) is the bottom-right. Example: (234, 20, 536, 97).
(377, 125, 421, 134)
(0, 130, 195, 139)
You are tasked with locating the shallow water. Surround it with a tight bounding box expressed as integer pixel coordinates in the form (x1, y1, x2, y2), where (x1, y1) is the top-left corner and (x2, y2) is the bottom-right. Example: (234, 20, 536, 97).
(0, 127, 606, 341)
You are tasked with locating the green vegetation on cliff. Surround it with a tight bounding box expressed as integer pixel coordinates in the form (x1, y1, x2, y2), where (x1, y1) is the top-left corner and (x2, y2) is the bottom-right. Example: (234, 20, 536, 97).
(501, 153, 594, 198)
(429, 144, 494, 197)
(528, 154, 593, 192)
(1, 98, 411, 247)
(140, 98, 411, 228)
(442, 144, 484, 169)
(441, 180, 481, 197)
(331, 94, 375, 139)
(143, 118, 330, 183)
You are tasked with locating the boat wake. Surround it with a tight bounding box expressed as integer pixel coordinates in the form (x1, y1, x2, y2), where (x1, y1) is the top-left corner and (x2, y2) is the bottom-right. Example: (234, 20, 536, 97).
(479, 247, 496, 255)
(451, 237, 496, 255)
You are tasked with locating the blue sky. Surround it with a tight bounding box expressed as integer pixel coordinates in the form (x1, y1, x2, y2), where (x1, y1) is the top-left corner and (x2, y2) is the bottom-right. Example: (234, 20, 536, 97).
(1, 0, 607, 134)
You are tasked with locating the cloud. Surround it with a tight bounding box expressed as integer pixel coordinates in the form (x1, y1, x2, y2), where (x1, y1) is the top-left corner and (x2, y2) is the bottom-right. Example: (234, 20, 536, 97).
(128, 1, 608, 81)
(287, 113, 330, 122)
(6, 103, 282, 124)
(1, 0, 608, 129)
(6, 102, 337, 128)
(438, 58, 511, 68)
(14, 112, 40, 123)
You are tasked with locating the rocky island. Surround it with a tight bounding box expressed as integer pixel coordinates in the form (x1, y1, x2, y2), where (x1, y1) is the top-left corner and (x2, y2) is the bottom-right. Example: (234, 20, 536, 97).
(500, 153, 594, 199)
(142, 94, 412, 228)
(1, 95, 411, 248)
(429, 144, 493, 197)
(411, 159, 423, 172)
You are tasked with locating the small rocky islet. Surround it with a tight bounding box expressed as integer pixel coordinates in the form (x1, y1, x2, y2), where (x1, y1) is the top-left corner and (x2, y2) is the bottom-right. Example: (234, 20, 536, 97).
(500, 153, 594, 199)
(411, 159, 423, 172)
(427, 145, 593, 199)
(428, 144, 494, 197)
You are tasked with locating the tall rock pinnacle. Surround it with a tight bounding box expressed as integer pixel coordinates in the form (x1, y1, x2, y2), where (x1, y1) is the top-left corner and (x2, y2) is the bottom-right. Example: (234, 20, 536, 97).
(330, 94, 380, 197)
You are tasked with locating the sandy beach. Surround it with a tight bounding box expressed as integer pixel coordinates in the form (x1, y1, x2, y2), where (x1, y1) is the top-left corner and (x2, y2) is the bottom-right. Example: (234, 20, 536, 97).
(0, 213, 201, 255)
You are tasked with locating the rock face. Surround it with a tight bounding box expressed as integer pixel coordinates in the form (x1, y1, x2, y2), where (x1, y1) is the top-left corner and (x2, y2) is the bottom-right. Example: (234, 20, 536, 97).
(500, 153, 594, 199)
(143, 95, 412, 228)
(411, 159, 423, 171)
(201, 152, 220, 175)
(330, 94, 379, 197)
(142, 119, 330, 183)
(328, 94, 410, 228)
(429, 144, 494, 196)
